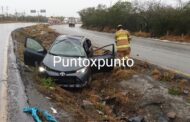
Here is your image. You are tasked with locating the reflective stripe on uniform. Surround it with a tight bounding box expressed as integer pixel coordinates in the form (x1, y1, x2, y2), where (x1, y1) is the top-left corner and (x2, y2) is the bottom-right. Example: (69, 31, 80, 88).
(116, 36, 128, 41)
(116, 45, 130, 49)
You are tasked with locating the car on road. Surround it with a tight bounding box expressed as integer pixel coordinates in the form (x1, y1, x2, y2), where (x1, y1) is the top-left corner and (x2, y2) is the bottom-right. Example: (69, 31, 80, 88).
(23, 35, 115, 87)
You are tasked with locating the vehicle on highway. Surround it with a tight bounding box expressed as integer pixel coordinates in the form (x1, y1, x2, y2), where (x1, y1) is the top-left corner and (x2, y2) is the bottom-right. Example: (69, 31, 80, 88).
(68, 17, 76, 27)
(23, 35, 115, 87)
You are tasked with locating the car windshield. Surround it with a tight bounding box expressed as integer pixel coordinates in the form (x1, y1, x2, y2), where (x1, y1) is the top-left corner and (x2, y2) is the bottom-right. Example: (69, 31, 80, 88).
(49, 39, 86, 57)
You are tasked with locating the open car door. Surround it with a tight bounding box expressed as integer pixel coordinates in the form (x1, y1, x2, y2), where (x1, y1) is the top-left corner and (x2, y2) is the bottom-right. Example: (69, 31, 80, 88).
(24, 37, 47, 66)
(91, 44, 115, 73)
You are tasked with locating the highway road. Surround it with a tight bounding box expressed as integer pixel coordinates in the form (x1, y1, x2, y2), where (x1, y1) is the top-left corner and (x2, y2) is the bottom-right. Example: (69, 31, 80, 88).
(50, 24, 190, 76)
(0, 23, 35, 122)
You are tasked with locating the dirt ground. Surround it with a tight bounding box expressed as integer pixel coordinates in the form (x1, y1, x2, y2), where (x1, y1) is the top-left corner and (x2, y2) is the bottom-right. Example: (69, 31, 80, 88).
(11, 24, 190, 122)
(160, 35, 190, 43)
(83, 26, 190, 43)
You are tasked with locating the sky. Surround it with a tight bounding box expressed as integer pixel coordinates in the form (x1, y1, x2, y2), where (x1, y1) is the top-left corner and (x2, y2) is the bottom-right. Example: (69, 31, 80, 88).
(0, 0, 189, 17)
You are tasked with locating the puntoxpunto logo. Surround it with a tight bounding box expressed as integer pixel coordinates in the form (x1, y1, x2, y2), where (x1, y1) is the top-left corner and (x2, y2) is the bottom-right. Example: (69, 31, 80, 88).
(53, 56, 134, 69)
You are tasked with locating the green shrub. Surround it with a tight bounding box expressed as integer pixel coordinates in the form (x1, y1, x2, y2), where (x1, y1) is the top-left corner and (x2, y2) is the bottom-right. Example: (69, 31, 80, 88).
(41, 77, 55, 88)
(168, 87, 182, 96)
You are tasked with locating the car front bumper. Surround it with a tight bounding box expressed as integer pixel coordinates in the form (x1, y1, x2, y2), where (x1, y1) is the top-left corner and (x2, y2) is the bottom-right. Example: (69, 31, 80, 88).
(40, 68, 91, 88)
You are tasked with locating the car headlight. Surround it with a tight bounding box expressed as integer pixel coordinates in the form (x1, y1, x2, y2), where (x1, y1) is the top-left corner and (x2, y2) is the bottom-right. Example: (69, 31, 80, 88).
(39, 66, 46, 73)
(76, 67, 87, 74)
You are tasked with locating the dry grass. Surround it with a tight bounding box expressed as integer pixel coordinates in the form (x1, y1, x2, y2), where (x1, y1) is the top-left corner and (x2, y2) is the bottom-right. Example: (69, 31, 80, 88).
(160, 35, 190, 43)
(83, 26, 190, 43)
(21, 24, 59, 48)
(102, 27, 116, 33)
(151, 68, 176, 82)
(152, 68, 162, 80)
(133, 31, 151, 38)
(112, 68, 136, 80)
(133, 31, 190, 43)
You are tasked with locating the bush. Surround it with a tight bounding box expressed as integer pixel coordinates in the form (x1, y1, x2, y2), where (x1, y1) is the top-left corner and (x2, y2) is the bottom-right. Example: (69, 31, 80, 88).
(168, 87, 182, 96)
(41, 77, 55, 88)
(79, 1, 190, 37)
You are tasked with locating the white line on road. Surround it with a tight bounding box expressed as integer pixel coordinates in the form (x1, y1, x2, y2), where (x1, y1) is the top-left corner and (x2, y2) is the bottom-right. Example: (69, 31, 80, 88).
(0, 34, 9, 122)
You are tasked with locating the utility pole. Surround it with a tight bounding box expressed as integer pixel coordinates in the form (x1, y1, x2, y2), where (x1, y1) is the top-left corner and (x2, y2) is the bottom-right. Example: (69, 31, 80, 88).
(1, 6, 3, 15)
(23, 10, 26, 22)
(6, 6, 8, 17)
(15, 10, 18, 21)
(31, 9, 46, 22)
(37, 11, 40, 23)
(109, 0, 113, 7)
(1, 6, 4, 21)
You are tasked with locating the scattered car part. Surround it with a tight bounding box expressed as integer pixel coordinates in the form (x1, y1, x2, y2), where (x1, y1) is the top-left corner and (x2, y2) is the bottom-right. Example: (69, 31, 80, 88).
(50, 107, 57, 114)
(23, 107, 58, 122)
(23, 107, 41, 122)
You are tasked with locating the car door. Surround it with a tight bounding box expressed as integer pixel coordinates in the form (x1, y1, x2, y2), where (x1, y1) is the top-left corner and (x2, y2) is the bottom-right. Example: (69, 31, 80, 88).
(24, 37, 47, 66)
(91, 44, 115, 73)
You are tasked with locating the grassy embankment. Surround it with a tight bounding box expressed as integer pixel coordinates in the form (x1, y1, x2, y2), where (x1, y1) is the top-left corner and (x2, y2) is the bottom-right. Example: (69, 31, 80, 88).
(12, 24, 190, 122)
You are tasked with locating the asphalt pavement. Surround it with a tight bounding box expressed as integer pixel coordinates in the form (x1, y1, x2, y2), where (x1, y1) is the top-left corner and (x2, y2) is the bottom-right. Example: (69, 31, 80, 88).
(0, 23, 36, 122)
(0, 23, 35, 80)
(50, 24, 190, 76)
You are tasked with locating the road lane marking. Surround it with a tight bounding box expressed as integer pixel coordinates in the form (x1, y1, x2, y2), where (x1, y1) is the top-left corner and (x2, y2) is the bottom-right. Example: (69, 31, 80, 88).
(0, 35, 9, 122)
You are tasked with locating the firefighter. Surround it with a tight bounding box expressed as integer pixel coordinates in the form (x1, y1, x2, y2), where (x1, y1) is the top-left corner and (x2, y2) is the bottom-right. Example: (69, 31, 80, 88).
(115, 24, 131, 60)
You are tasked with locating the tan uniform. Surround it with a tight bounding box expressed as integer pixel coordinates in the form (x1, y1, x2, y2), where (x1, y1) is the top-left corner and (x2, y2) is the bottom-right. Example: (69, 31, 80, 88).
(115, 29, 131, 59)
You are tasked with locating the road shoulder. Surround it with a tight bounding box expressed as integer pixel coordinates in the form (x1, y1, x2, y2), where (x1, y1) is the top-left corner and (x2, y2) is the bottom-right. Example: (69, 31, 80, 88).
(0, 35, 9, 122)
(7, 36, 33, 122)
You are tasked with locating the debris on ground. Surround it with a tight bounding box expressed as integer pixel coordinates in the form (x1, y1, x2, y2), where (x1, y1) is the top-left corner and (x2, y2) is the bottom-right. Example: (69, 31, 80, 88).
(23, 107, 58, 122)
(128, 116, 144, 122)
(183, 89, 189, 95)
(50, 107, 58, 114)
(81, 100, 94, 110)
(43, 111, 58, 122)
(23, 107, 41, 122)
(160, 34, 190, 43)
(167, 111, 176, 119)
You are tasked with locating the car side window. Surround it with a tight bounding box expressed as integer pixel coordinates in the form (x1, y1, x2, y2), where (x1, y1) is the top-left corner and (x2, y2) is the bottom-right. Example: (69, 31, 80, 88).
(26, 38, 43, 51)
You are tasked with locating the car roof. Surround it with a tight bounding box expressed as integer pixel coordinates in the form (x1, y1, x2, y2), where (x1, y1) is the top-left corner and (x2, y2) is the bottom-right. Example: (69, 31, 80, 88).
(56, 35, 85, 43)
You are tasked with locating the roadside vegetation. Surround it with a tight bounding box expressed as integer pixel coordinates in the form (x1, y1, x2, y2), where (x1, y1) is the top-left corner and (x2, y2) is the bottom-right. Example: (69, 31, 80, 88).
(11, 24, 190, 122)
(79, 0, 190, 42)
(0, 16, 48, 23)
(40, 77, 55, 88)
(168, 87, 182, 96)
